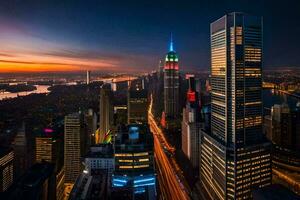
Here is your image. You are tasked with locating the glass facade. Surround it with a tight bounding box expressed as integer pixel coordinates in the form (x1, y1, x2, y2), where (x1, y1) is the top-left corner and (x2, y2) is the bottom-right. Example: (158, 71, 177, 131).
(200, 12, 272, 200)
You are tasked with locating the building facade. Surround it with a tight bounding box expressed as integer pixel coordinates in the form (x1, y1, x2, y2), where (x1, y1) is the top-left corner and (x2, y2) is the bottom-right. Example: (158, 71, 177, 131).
(181, 77, 202, 169)
(99, 84, 113, 144)
(64, 113, 85, 184)
(35, 134, 64, 200)
(200, 13, 272, 199)
(0, 148, 14, 192)
(127, 89, 148, 124)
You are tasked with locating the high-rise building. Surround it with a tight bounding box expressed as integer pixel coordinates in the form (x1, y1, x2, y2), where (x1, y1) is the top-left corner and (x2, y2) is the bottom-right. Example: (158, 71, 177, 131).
(0, 147, 14, 192)
(84, 109, 97, 146)
(200, 13, 272, 199)
(264, 103, 300, 195)
(99, 84, 113, 144)
(127, 89, 148, 124)
(12, 123, 33, 180)
(86, 70, 91, 85)
(35, 130, 64, 200)
(36, 136, 59, 164)
(181, 76, 202, 169)
(268, 103, 292, 148)
(64, 113, 85, 184)
(164, 35, 180, 120)
(112, 124, 156, 200)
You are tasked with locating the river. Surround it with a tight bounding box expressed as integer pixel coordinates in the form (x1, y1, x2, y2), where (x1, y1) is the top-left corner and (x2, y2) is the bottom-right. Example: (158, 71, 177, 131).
(0, 85, 50, 100)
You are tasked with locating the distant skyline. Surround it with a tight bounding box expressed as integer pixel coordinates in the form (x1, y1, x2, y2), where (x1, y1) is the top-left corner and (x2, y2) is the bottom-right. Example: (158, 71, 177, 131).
(0, 0, 300, 73)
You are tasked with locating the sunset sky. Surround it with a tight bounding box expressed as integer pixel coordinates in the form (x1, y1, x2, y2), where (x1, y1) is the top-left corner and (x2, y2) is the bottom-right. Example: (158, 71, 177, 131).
(0, 0, 300, 73)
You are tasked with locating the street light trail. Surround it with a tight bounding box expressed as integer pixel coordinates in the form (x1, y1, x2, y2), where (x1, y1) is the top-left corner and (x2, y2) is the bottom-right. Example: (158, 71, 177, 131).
(148, 94, 190, 200)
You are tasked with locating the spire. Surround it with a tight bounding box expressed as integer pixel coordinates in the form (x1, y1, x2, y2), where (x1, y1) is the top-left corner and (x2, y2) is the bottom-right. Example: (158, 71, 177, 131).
(169, 33, 174, 52)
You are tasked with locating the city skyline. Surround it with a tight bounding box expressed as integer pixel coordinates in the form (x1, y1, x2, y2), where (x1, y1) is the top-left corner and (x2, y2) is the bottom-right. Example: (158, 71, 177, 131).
(0, 0, 300, 73)
(0, 2, 300, 200)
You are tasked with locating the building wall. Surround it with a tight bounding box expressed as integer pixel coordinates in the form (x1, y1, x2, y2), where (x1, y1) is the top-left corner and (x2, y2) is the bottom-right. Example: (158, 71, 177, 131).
(0, 150, 14, 192)
(64, 114, 82, 184)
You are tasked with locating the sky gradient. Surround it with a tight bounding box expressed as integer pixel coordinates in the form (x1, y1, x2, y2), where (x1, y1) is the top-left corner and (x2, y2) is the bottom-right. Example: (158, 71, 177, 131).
(0, 0, 300, 73)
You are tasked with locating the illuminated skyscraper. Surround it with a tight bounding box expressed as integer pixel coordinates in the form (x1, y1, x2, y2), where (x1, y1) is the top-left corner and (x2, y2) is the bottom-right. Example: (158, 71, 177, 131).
(164, 34, 180, 120)
(200, 13, 271, 199)
(99, 84, 113, 144)
(64, 113, 85, 184)
(0, 148, 14, 192)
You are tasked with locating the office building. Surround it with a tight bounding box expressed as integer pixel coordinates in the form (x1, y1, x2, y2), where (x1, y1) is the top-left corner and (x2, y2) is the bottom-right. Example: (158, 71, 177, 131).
(35, 136, 59, 164)
(0, 148, 14, 192)
(64, 113, 85, 184)
(266, 104, 292, 148)
(84, 109, 97, 146)
(35, 130, 64, 200)
(181, 76, 202, 169)
(112, 124, 156, 200)
(99, 84, 113, 144)
(200, 13, 272, 199)
(128, 89, 148, 124)
(4, 162, 55, 200)
(164, 35, 180, 120)
(12, 123, 33, 180)
(113, 105, 128, 126)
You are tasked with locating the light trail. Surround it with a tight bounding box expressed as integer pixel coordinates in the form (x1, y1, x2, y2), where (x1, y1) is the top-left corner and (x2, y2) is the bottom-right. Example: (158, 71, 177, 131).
(148, 94, 190, 200)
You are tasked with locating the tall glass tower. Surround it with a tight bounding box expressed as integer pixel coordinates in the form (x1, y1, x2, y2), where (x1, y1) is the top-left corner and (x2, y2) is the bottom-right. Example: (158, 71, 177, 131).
(200, 12, 272, 199)
(164, 35, 180, 120)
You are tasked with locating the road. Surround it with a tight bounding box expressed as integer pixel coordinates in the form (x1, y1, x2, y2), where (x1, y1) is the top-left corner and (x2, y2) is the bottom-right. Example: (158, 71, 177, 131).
(148, 95, 190, 200)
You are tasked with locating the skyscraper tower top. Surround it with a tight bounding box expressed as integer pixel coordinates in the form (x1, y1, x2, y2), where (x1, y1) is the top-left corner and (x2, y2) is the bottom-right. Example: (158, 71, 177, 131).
(165, 34, 179, 63)
(169, 33, 174, 52)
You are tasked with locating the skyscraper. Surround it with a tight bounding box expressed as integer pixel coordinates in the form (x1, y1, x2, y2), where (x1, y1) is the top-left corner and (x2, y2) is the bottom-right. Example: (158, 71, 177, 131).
(86, 70, 91, 85)
(181, 76, 202, 169)
(127, 89, 148, 124)
(35, 132, 64, 200)
(0, 147, 14, 192)
(12, 123, 32, 180)
(99, 84, 113, 144)
(64, 113, 85, 184)
(164, 35, 180, 120)
(200, 13, 272, 199)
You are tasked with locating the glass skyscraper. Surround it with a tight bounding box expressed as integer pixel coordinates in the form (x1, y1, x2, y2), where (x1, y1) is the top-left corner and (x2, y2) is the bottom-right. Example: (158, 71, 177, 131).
(200, 12, 272, 199)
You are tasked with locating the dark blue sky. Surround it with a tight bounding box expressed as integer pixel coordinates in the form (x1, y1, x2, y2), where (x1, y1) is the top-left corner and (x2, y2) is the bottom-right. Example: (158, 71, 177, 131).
(0, 0, 299, 72)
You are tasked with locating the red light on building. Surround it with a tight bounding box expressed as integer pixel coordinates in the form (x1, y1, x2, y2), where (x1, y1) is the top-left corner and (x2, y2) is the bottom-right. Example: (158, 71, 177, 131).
(187, 91, 196, 102)
(164, 63, 179, 70)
